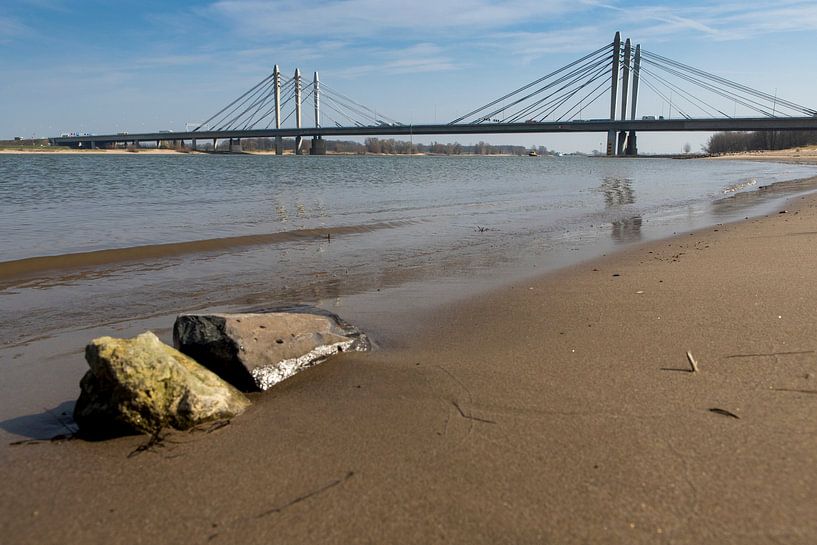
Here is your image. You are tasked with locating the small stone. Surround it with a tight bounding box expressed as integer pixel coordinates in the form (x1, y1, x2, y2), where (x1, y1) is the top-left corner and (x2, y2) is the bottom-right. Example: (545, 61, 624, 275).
(74, 332, 250, 436)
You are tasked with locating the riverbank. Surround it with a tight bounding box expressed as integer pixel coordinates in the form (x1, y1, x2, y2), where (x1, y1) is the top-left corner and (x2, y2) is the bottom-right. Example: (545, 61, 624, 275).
(1, 177, 815, 543)
(709, 145, 817, 165)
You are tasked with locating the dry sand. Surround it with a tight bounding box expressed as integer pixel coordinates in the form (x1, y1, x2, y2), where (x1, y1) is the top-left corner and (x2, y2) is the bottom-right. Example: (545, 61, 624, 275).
(710, 145, 817, 165)
(2, 184, 817, 544)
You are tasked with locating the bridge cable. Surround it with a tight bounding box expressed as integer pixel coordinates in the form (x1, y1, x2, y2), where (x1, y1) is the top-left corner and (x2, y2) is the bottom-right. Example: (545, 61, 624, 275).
(637, 77, 691, 119)
(501, 59, 611, 122)
(634, 64, 723, 118)
(505, 62, 612, 122)
(321, 95, 369, 127)
(213, 76, 279, 130)
(194, 72, 276, 131)
(476, 50, 612, 123)
(472, 49, 611, 123)
(321, 92, 377, 125)
(449, 42, 613, 124)
(245, 80, 298, 130)
(642, 50, 816, 116)
(562, 82, 613, 122)
(639, 57, 777, 117)
(557, 75, 615, 122)
(320, 83, 401, 125)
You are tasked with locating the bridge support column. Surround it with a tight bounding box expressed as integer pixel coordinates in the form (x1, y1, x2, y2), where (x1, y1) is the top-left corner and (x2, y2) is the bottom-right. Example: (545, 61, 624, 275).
(606, 32, 621, 156)
(626, 132, 637, 156)
(617, 38, 631, 156)
(626, 43, 641, 156)
(295, 68, 303, 155)
(314, 71, 321, 130)
(191, 139, 197, 151)
(310, 136, 326, 155)
(295, 136, 303, 155)
(274, 64, 283, 155)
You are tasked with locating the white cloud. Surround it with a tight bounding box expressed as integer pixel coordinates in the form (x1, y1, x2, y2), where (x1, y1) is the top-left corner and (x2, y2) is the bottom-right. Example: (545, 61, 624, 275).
(0, 16, 29, 43)
(333, 42, 459, 77)
(206, 0, 588, 37)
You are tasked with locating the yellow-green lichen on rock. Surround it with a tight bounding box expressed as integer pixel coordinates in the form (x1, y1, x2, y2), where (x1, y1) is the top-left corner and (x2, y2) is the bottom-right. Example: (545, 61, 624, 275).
(74, 331, 250, 436)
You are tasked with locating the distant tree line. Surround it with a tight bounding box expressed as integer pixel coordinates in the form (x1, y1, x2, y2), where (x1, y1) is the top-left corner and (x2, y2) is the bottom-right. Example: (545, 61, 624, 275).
(237, 137, 550, 155)
(705, 130, 817, 154)
(363, 138, 548, 155)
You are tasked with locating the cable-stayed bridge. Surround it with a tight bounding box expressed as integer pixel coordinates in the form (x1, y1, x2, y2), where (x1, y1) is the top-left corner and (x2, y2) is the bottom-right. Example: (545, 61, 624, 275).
(50, 32, 817, 155)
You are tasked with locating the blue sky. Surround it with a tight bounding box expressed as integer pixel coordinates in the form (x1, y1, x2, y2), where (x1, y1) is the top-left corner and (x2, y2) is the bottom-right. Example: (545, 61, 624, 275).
(2, 0, 816, 152)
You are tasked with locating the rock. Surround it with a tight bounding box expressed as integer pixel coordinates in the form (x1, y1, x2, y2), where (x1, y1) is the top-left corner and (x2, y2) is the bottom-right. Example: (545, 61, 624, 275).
(173, 307, 370, 391)
(74, 331, 250, 436)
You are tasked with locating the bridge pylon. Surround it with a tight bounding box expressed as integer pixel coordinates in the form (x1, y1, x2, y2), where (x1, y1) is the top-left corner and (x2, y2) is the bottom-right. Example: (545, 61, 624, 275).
(617, 38, 631, 156)
(274, 64, 283, 155)
(626, 44, 641, 156)
(295, 68, 303, 155)
(311, 71, 326, 155)
(606, 32, 621, 156)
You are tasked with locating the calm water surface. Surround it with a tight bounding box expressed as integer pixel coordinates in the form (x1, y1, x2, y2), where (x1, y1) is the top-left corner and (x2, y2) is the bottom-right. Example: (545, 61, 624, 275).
(1, 153, 815, 260)
(1, 153, 816, 345)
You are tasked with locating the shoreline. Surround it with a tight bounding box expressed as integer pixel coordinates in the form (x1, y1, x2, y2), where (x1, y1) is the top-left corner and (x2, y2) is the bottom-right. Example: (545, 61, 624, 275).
(1, 170, 817, 541)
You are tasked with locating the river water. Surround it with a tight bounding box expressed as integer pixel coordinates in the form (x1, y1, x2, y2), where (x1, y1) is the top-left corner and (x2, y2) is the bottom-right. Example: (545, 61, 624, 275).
(2, 153, 817, 347)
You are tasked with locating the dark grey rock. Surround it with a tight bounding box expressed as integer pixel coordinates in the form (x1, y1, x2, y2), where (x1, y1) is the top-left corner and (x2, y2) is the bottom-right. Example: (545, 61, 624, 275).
(173, 307, 370, 391)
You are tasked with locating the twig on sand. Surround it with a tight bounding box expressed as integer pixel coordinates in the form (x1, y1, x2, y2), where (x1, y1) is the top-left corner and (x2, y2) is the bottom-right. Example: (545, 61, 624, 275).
(771, 388, 817, 395)
(128, 429, 167, 458)
(189, 419, 231, 434)
(452, 400, 496, 424)
(708, 408, 740, 419)
(686, 351, 700, 373)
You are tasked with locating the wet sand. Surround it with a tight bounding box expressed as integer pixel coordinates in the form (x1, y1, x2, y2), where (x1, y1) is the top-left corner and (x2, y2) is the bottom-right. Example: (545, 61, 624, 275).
(2, 188, 817, 543)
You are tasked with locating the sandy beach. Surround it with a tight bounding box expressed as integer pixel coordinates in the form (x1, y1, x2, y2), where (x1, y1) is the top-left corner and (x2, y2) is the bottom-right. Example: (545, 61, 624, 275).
(1, 168, 816, 543)
(709, 145, 817, 165)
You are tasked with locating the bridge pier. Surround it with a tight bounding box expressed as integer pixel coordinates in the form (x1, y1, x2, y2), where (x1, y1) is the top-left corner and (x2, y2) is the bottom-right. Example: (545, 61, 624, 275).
(295, 136, 303, 155)
(191, 139, 196, 151)
(626, 132, 637, 156)
(310, 136, 326, 155)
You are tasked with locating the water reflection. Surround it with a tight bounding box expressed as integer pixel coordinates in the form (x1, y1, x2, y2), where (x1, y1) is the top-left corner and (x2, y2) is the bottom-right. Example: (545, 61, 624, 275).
(601, 176, 635, 207)
(611, 216, 643, 242)
(600, 176, 642, 242)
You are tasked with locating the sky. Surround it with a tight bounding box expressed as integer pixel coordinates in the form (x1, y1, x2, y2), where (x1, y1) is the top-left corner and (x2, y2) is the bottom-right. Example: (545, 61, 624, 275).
(2, 0, 816, 153)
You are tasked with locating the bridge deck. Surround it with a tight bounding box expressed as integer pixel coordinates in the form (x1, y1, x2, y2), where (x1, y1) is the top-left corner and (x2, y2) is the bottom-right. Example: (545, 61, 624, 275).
(50, 117, 817, 147)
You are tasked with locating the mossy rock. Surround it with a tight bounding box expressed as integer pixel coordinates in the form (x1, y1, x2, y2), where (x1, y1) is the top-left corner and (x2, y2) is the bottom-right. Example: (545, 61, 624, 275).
(74, 331, 250, 436)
